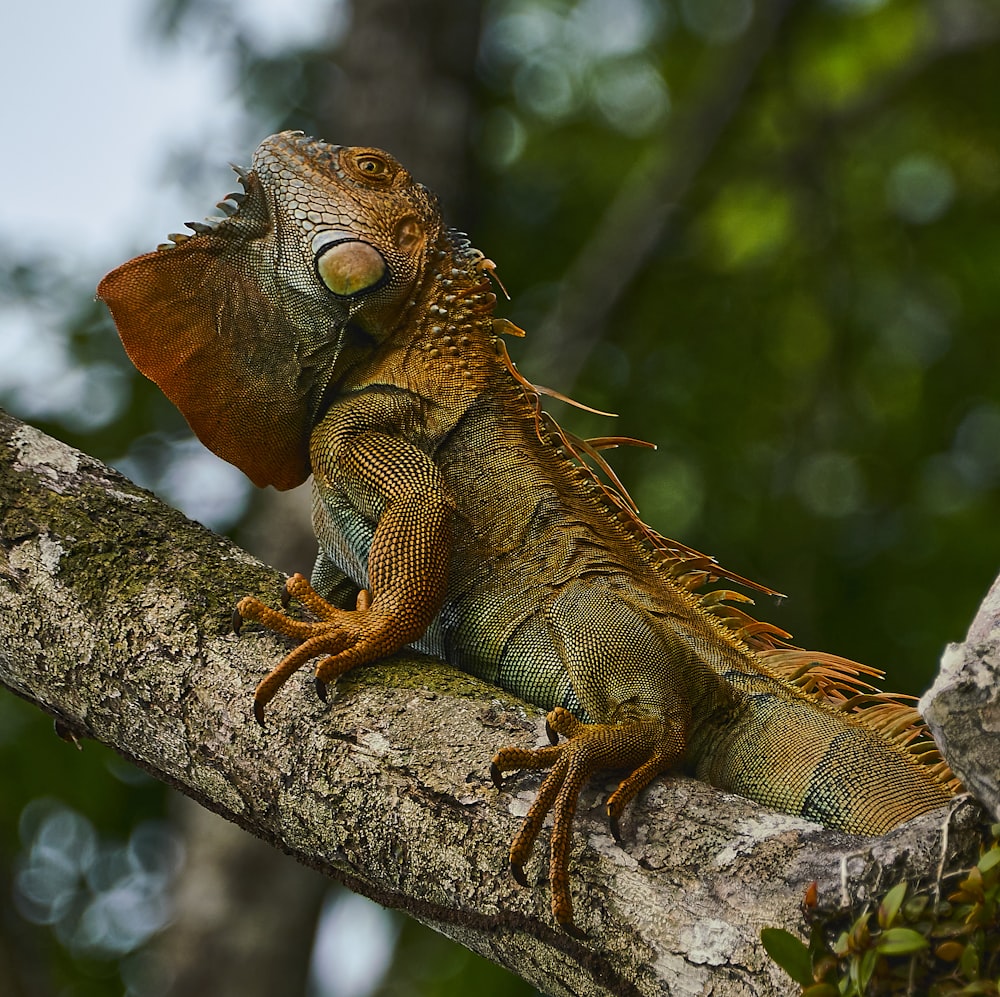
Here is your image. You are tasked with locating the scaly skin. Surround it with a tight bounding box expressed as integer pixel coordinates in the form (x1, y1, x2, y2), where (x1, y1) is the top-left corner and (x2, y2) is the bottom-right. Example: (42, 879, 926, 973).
(98, 131, 957, 928)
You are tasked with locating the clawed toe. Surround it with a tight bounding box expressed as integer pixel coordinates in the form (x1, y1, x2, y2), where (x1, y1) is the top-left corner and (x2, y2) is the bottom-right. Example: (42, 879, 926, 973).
(491, 711, 683, 927)
(253, 699, 266, 727)
(238, 573, 405, 731)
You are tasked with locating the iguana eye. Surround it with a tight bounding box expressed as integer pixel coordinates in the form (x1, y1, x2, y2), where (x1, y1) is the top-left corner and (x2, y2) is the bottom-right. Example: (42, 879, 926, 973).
(355, 154, 389, 178)
(314, 236, 388, 298)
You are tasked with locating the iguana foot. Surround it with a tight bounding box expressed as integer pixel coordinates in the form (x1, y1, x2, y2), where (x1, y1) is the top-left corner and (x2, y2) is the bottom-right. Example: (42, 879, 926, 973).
(235, 573, 397, 724)
(491, 706, 682, 927)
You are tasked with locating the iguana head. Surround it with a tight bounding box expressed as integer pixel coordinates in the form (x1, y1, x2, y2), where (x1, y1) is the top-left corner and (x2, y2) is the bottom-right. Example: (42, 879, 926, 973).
(98, 131, 443, 490)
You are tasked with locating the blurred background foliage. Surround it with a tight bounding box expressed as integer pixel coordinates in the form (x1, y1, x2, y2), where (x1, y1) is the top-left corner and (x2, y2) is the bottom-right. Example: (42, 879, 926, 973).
(1, 0, 999, 994)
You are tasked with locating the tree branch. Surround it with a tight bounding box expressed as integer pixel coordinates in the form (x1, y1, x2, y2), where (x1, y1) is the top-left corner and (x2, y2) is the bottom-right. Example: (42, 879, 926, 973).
(0, 408, 986, 997)
(922, 575, 1000, 823)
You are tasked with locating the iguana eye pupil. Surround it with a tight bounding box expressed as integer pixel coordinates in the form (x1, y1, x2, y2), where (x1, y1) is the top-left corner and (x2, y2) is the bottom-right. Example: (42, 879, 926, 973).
(315, 239, 388, 297)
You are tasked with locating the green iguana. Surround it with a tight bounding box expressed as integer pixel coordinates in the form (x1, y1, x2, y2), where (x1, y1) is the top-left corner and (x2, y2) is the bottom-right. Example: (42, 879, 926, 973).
(97, 131, 959, 928)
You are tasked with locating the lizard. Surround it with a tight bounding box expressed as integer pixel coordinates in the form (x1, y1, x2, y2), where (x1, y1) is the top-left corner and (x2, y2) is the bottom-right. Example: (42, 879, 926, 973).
(97, 130, 959, 929)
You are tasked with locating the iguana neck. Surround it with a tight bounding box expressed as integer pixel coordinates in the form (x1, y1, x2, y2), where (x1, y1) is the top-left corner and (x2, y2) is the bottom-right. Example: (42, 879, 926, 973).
(377, 230, 505, 401)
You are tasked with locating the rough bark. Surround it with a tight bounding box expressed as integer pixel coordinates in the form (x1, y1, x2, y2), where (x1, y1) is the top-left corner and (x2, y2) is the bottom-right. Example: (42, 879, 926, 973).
(0, 407, 988, 997)
(922, 574, 1000, 822)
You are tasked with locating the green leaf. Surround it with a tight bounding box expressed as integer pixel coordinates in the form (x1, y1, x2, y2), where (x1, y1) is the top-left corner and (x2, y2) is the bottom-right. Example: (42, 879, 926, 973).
(858, 948, 878, 993)
(954, 982, 998, 996)
(977, 846, 1000, 876)
(833, 930, 850, 957)
(903, 894, 930, 921)
(761, 927, 814, 987)
(959, 938, 981, 980)
(878, 882, 908, 928)
(876, 927, 930, 955)
(801, 985, 839, 997)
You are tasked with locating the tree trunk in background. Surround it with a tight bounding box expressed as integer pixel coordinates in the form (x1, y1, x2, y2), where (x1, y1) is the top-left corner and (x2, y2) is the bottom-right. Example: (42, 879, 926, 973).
(317, 0, 484, 221)
(160, 801, 326, 997)
(154, 2, 486, 994)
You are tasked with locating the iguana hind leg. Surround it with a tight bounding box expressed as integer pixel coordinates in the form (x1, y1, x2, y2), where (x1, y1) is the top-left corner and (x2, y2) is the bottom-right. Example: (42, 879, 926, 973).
(491, 706, 683, 927)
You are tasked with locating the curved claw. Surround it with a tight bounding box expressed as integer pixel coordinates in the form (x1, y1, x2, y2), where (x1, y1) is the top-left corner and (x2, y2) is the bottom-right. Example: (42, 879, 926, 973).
(280, 583, 292, 609)
(490, 761, 504, 790)
(561, 920, 587, 939)
(609, 813, 622, 845)
(510, 861, 529, 888)
(545, 719, 559, 745)
(315, 677, 328, 702)
(253, 699, 266, 728)
(232, 607, 244, 634)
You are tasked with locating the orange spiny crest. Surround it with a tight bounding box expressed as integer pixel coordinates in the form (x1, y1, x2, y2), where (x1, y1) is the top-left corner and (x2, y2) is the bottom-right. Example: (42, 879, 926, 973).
(561, 430, 644, 517)
(494, 338, 548, 440)
(586, 435, 658, 451)
(759, 649, 884, 701)
(850, 699, 961, 790)
(699, 589, 755, 609)
(733, 620, 795, 646)
(757, 650, 959, 789)
(449, 275, 497, 314)
(666, 554, 717, 578)
(647, 525, 785, 599)
(675, 569, 713, 590)
(836, 695, 929, 743)
(495, 336, 787, 605)
(704, 602, 763, 630)
(474, 255, 510, 300)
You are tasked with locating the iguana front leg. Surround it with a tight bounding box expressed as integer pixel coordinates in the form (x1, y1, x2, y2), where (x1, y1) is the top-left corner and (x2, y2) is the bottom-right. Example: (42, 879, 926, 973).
(236, 575, 375, 723)
(236, 426, 453, 723)
(491, 706, 684, 927)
